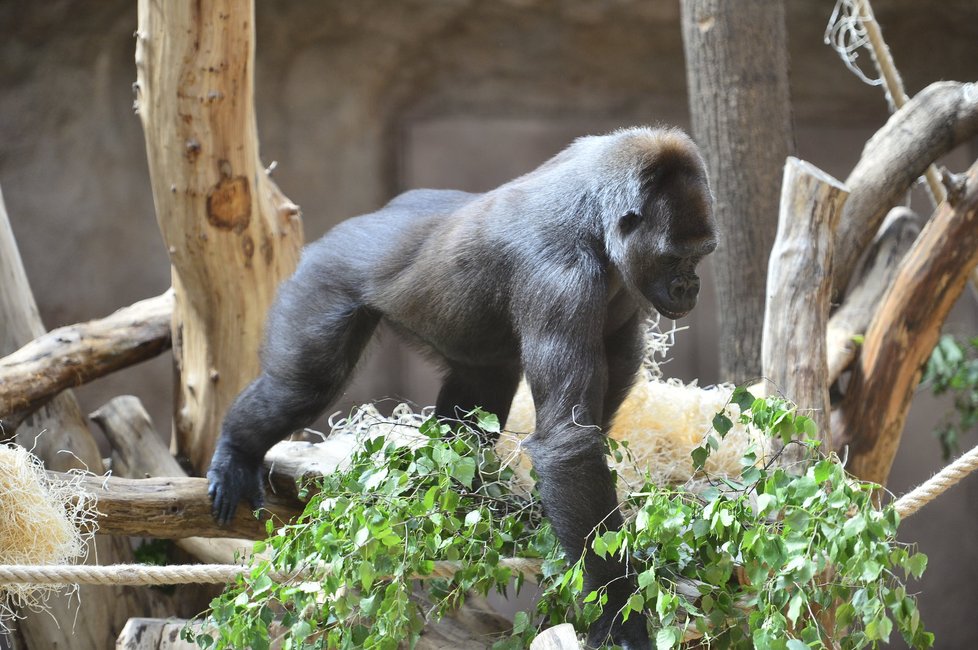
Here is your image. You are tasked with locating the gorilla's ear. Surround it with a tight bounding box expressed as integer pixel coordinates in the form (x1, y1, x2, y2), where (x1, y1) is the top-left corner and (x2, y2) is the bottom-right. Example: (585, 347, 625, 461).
(618, 210, 641, 235)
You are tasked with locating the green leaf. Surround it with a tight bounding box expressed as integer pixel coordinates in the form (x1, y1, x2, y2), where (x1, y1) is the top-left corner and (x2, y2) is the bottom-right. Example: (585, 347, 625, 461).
(907, 552, 928, 579)
(786, 640, 809, 650)
(691, 445, 709, 470)
(512, 611, 530, 634)
(592, 534, 607, 559)
(731, 387, 756, 413)
(813, 460, 833, 484)
(756, 493, 775, 513)
(472, 408, 501, 434)
(656, 626, 679, 650)
(464, 509, 482, 527)
(713, 412, 733, 436)
(451, 456, 477, 488)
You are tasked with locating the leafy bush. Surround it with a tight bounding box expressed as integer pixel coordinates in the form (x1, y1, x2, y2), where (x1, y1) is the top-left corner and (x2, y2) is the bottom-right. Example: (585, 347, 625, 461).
(923, 334, 978, 460)
(186, 393, 931, 649)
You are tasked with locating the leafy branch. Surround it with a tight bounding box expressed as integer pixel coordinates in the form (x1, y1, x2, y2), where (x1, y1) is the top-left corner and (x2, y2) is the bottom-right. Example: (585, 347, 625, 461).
(186, 396, 932, 649)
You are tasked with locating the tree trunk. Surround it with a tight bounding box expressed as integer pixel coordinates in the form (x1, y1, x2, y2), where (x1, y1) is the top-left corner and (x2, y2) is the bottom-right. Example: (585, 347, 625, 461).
(0, 186, 163, 649)
(837, 162, 978, 485)
(134, 0, 304, 473)
(762, 158, 847, 458)
(680, 0, 795, 383)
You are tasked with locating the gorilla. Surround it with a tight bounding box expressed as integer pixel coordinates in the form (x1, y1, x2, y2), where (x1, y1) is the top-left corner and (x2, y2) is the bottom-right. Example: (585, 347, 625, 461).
(207, 126, 716, 648)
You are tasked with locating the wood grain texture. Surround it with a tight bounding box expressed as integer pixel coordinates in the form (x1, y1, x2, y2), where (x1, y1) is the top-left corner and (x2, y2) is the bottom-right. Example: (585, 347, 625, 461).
(762, 158, 847, 458)
(680, 0, 795, 382)
(826, 207, 920, 382)
(838, 161, 978, 485)
(833, 80, 978, 298)
(135, 0, 304, 472)
(0, 292, 172, 421)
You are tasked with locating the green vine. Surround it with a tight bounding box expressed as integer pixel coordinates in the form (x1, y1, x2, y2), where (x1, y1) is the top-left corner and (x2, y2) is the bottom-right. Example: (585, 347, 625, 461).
(923, 334, 978, 460)
(186, 393, 931, 649)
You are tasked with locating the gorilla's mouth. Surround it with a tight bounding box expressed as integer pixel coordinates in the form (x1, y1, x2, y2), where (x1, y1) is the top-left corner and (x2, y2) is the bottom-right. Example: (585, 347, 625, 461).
(654, 305, 691, 320)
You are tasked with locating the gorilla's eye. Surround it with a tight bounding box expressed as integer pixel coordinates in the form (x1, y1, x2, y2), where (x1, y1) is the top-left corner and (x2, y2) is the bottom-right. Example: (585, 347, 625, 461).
(618, 211, 641, 234)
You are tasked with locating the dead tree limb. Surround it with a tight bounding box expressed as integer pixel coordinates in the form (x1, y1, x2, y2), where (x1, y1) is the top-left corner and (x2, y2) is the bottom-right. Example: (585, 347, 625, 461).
(837, 159, 978, 485)
(135, 0, 304, 473)
(90, 396, 256, 564)
(833, 80, 978, 298)
(85, 398, 359, 540)
(762, 158, 847, 454)
(826, 207, 921, 383)
(0, 292, 172, 421)
(0, 185, 164, 649)
(58, 472, 301, 540)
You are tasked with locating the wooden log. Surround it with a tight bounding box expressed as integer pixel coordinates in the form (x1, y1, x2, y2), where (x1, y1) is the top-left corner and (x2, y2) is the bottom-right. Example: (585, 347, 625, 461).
(837, 160, 978, 485)
(135, 0, 304, 473)
(530, 624, 582, 650)
(0, 185, 165, 649)
(116, 618, 200, 650)
(91, 396, 256, 564)
(82, 400, 359, 540)
(57, 472, 301, 540)
(0, 292, 172, 422)
(832, 80, 978, 298)
(826, 207, 921, 383)
(762, 158, 848, 454)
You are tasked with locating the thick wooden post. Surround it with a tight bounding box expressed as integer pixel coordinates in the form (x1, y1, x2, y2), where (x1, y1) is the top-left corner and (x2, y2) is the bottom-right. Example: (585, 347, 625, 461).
(135, 0, 303, 471)
(680, 0, 795, 383)
(762, 158, 847, 455)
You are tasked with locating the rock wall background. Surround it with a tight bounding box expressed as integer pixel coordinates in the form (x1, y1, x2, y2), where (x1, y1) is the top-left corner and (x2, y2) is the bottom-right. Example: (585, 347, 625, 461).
(2, 1, 977, 646)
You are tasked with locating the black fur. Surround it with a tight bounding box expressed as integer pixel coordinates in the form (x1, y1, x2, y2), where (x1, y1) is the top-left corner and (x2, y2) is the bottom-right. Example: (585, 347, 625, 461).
(207, 126, 716, 649)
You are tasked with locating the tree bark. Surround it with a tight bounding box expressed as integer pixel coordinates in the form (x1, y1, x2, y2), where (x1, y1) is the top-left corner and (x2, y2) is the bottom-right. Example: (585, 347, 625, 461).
(90, 396, 256, 564)
(826, 207, 921, 383)
(832, 80, 978, 298)
(54, 472, 301, 540)
(762, 158, 847, 455)
(837, 162, 978, 485)
(0, 185, 163, 649)
(0, 292, 172, 423)
(134, 0, 304, 473)
(680, 0, 795, 383)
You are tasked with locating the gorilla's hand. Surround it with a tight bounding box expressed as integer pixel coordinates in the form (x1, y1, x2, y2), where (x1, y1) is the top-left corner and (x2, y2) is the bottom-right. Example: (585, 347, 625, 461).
(207, 445, 264, 525)
(588, 596, 651, 650)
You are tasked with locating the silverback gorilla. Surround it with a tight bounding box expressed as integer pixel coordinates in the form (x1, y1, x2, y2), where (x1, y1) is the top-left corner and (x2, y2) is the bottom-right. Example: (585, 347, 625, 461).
(208, 126, 716, 649)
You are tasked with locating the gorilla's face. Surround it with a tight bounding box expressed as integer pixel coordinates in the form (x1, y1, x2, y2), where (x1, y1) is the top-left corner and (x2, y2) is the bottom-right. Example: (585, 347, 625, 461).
(616, 161, 716, 319)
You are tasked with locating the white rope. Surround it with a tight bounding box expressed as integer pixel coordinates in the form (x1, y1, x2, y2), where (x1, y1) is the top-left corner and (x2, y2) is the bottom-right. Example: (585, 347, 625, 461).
(0, 557, 545, 587)
(825, 0, 945, 204)
(892, 442, 978, 518)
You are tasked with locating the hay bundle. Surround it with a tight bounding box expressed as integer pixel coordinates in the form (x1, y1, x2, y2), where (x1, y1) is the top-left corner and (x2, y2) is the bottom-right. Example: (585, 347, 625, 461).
(503, 377, 763, 489)
(0, 444, 97, 620)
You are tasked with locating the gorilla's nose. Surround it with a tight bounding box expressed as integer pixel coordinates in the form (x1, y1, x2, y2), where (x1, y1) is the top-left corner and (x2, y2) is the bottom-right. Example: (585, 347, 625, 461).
(668, 275, 700, 302)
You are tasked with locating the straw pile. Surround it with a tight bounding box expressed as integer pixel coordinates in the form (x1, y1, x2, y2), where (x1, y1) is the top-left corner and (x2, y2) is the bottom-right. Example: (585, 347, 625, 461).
(0, 444, 97, 621)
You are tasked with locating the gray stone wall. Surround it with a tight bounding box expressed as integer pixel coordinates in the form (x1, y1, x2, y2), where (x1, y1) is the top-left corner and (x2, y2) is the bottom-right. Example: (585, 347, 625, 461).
(2, 1, 977, 646)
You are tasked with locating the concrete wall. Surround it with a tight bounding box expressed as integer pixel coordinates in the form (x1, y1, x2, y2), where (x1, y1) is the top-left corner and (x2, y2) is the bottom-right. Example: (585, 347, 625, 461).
(2, 1, 977, 646)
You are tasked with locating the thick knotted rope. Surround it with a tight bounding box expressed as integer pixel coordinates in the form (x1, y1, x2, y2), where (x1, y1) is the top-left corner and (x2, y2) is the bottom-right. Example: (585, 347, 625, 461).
(891, 441, 978, 519)
(0, 557, 546, 586)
